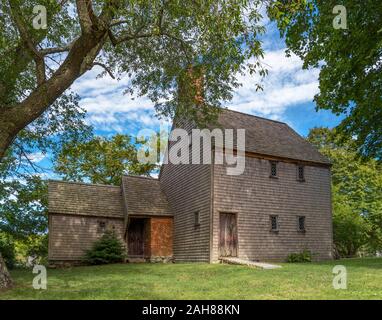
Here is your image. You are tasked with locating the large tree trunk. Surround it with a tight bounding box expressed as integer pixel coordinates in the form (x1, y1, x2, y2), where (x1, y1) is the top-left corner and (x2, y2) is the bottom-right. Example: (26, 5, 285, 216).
(0, 30, 107, 162)
(0, 123, 16, 160)
(0, 253, 13, 290)
(0, 30, 107, 289)
(0, 1, 120, 289)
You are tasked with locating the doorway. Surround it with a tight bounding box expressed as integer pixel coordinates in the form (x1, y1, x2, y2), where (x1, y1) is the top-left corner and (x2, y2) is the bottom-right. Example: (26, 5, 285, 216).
(128, 218, 147, 257)
(219, 213, 238, 257)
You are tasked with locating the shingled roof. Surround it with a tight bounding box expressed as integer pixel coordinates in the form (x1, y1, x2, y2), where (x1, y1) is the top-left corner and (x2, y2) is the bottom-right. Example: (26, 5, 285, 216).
(48, 180, 124, 219)
(216, 109, 331, 165)
(121, 175, 172, 217)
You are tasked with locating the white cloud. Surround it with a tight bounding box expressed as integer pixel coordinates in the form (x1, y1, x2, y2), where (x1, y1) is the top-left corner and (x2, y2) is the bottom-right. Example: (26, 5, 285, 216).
(72, 48, 319, 132)
(26, 152, 46, 163)
(72, 67, 130, 96)
(150, 172, 159, 179)
(73, 67, 153, 114)
(71, 67, 161, 132)
(228, 48, 319, 120)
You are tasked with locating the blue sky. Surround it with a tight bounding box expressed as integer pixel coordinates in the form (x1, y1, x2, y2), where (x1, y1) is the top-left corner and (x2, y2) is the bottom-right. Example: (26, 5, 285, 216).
(71, 19, 342, 137)
(33, 18, 343, 172)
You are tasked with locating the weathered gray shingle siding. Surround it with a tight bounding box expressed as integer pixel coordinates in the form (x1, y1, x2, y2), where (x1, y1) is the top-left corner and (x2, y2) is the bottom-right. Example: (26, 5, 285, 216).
(160, 118, 212, 262)
(160, 164, 211, 262)
(48, 109, 333, 263)
(212, 154, 333, 262)
(48, 214, 125, 261)
(48, 181, 125, 261)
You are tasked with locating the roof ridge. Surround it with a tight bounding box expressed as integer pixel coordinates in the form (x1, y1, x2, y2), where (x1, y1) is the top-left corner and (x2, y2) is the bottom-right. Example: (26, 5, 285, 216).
(48, 179, 121, 188)
(223, 108, 287, 125)
(123, 174, 158, 180)
(283, 125, 331, 163)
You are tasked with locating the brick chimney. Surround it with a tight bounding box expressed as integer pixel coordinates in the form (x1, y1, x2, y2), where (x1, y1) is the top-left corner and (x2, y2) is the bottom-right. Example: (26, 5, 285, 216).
(177, 65, 205, 107)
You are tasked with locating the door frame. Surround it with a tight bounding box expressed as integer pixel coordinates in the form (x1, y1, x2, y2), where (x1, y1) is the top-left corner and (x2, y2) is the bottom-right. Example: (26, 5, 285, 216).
(127, 217, 148, 258)
(218, 211, 239, 258)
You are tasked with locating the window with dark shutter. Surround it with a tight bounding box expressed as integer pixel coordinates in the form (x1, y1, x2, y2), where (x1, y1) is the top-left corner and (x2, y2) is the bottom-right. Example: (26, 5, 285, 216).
(297, 165, 305, 181)
(297, 216, 306, 232)
(270, 215, 279, 232)
(194, 211, 200, 227)
(98, 221, 106, 233)
(270, 161, 277, 178)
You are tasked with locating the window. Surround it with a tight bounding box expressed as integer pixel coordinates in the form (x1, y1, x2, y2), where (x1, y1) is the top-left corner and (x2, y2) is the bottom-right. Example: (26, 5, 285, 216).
(270, 215, 279, 232)
(297, 216, 306, 232)
(297, 165, 305, 181)
(194, 211, 200, 227)
(98, 221, 106, 233)
(270, 161, 278, 178)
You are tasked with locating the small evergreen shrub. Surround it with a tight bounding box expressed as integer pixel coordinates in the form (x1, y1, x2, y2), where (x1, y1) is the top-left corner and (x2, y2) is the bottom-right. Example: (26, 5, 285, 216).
(0, 233, 16, 269)
(84, 231, 126, 265)
(286, 249, 312, 263)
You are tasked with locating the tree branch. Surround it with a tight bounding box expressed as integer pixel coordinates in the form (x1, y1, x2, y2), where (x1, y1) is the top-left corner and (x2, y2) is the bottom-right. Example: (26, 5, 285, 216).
(35, 59, 46, 86)
(0, 0, 119, 160)
(110, 19, 130, 27)
(9, 1, 46, 85)
(98, 0, 123, 26)
(160, 32, 192, 63)
(0, 28, 107, 160)
(9, 3, 39, 57)
(76, 0, 96, 33)
(108, 1, 190, 63)
(92, 62, 115, 79)
(112, 31, 157, 45)
(13, 142, 43, 174)
(39, 43, 75, 56)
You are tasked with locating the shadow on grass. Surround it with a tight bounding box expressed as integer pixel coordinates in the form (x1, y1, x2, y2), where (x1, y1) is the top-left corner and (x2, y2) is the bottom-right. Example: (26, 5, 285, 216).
(301, 257, 382, 269)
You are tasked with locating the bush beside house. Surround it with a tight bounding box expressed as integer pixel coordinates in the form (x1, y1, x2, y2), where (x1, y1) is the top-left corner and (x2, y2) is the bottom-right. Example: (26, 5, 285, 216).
(84, 231, 126, 265)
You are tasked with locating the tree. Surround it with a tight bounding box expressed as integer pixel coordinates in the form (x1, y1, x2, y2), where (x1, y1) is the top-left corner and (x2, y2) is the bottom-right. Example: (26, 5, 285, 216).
(0, 233, 16, 269)
(0, 92, 90, 288)
(307, 127, 382, 256)
(0, 254, 13, 288)
(0, 0, 274, 161)
(0, 176, 47, 238)
(332, 191, 371, 257)
(270, 0, 382, 159)
(0, 0, 306, 290)
(54, 134, 156, 185)
(0, 92, 90, 237)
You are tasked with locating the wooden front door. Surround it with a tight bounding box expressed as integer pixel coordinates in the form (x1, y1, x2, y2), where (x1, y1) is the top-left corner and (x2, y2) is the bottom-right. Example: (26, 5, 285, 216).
(219, 213, 238, 257)
(128, 218, 145, 256)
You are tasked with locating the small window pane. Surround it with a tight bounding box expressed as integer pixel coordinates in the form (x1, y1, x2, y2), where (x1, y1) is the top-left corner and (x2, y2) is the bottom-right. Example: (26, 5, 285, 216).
(98, 221, 106, 233)
(270, 162, 277, 177)
(298, 165, 304, 181)
(298, 216, 305, 231)
(194, 211, 200, 226)
(270, 215, 278, 231)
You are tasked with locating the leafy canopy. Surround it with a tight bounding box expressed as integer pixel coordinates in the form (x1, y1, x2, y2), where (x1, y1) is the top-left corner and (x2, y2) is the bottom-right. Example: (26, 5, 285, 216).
(54, 134, 156, 185)
(308, 127, 382, 256)
(0, 233, 16, 269)
(0, 0, 283, 162)
(271, 0, 382, 159)
(0, 92, 91, 239)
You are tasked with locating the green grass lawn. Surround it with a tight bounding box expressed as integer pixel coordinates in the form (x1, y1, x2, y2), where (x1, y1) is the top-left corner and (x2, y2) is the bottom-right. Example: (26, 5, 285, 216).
(1, 258, 382, 300)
